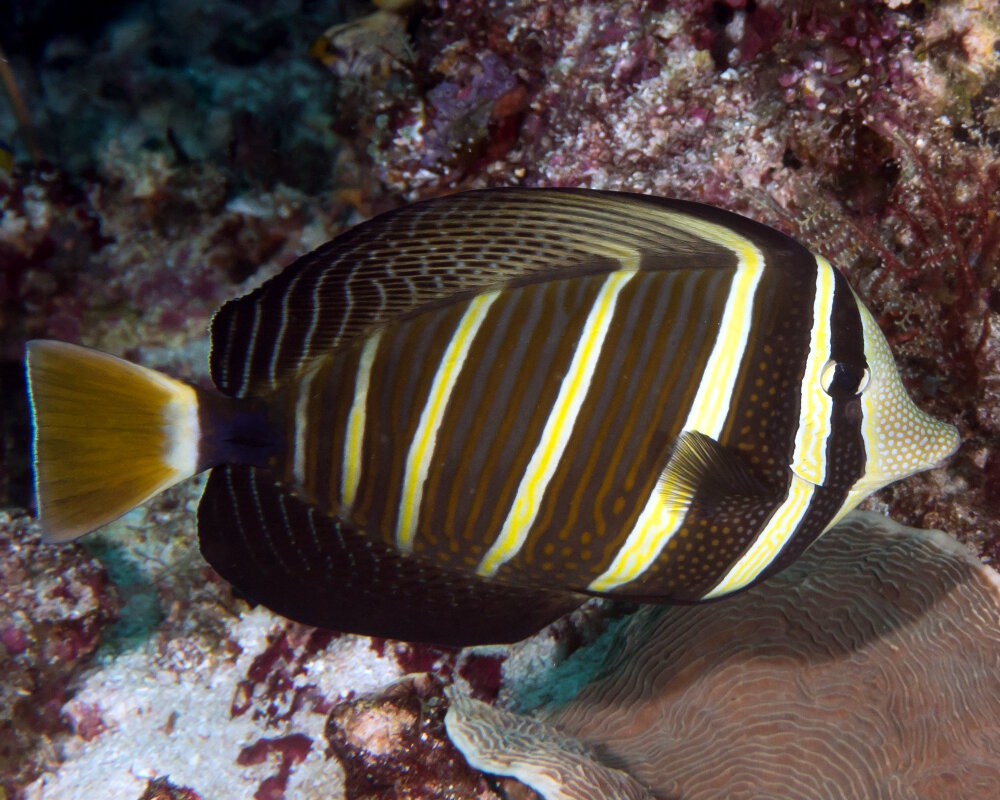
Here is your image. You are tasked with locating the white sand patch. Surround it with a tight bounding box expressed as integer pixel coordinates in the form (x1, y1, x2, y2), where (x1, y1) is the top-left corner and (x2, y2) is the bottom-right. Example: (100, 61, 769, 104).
(25, 606, 404, 800)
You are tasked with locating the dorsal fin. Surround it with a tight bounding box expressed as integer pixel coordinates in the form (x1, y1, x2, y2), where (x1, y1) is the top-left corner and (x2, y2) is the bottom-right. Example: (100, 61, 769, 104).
(210, 188, 806, 398)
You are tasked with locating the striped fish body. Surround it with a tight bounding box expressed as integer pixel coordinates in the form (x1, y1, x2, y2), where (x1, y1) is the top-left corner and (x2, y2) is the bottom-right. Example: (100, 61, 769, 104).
(27, 189, 960, 645)
(265, 265, 822, 600)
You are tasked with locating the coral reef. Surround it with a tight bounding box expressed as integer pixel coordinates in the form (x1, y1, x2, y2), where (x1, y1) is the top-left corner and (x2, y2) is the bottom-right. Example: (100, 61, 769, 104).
(0, 513, 118, 796)
(446, 688, 652, 800)
(18, 596, 407, 799)
(0, 158, 341, 362)
(2, 0, 999, 796)
(325, 674, 500, 799)
(448, 512, 1000, 800)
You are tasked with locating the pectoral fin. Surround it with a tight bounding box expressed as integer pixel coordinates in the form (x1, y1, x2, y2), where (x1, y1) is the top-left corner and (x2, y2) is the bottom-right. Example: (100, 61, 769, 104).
(658, 430, 773, 513)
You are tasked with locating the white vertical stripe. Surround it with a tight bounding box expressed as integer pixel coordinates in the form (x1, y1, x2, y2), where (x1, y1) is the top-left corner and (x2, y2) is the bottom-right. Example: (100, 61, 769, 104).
(276, 491, 310, 571)
(300, 271, 327, 359)
(162, 380, 200, 479)
(477, 270, 636, 578)
(701, 474, 815, 598)
(236, 304, 261, 399)
(267, 270, 306, 387)
(247, 470, 291, 573)
(220, 310, 239, 390)
(588, 222, 766, 592)
(291, 362, 322, 487)
(396, 291, 501, 553)
(703, 255, 839, 597)
(790, 255, 836, 486)
(340, 331, 382, 511)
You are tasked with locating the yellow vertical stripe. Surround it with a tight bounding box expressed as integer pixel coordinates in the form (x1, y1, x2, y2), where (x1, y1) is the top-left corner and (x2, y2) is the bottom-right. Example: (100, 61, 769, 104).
(396, 292, 500, 553)
(340, 331, 382, 511)
(477, 270, 636, 578)
(701, 474, 814, 598)
(292, 362, 322, 487)
(790, 255, 836, 485)
(700, 255, 837, 598)
(588, 220, 765, 592)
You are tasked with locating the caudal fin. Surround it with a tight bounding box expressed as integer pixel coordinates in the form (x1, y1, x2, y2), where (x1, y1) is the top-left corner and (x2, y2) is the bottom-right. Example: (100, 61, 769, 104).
(25, 340, 202, 542)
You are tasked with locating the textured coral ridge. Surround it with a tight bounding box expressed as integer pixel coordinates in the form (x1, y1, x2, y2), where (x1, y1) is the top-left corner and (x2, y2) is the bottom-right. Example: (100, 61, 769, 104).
(446, 689, 654, 800)
(447, 511, 1000, 800)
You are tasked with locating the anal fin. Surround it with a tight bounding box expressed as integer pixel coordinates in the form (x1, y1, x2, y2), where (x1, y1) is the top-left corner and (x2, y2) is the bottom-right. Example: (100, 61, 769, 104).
(198, 466, 584, 646)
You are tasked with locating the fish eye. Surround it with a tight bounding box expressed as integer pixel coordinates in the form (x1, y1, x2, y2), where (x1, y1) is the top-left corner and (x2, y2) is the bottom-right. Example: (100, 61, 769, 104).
(820, 359, 871, 397)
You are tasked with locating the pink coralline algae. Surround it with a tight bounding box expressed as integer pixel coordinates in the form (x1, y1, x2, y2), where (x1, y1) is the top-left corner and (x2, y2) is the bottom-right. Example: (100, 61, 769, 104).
(768, 3, 916, 112)
(230, 624, 340, 723)
(0, 513, 118, 796)
(236, 734, 314, 800)
(366, 638, 507, 702)
(0, 157, 341, 379)
(0, 166, 109, 350)
(325, 673, 538, 800)
(420, 51, 522, 173)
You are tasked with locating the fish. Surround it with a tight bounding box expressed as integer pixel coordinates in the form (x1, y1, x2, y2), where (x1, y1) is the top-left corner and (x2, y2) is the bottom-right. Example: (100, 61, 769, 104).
(25, 188, 960, 646)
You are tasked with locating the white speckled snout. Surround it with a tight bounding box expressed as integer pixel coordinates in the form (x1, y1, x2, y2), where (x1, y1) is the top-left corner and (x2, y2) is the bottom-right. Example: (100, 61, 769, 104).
(856, 302, 960, 493)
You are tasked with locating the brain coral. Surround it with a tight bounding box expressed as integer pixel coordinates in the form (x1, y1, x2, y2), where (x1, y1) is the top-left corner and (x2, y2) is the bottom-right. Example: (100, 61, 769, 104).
(447, 511, 1000, 799)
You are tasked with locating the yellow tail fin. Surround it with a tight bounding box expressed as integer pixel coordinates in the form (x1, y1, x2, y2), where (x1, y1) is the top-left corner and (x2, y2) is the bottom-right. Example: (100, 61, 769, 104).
(25, 340, 202, 542)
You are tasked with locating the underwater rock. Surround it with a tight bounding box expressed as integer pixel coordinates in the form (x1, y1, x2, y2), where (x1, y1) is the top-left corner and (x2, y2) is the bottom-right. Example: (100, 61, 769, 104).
(20, 606, 411, 799)
(324, 673, 523, 799)
(446, 512, 1000, 799)
(0, 512, 118, 796)
(137, 776, 204, 800)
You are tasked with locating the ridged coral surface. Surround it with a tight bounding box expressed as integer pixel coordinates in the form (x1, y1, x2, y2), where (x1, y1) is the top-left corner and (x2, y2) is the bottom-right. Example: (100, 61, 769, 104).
(446, 688, 654, 800)
(447, 511, 1000, 799)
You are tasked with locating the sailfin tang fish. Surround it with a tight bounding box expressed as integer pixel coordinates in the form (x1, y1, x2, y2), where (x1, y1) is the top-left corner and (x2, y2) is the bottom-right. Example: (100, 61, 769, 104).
(25, 188, 960, 646)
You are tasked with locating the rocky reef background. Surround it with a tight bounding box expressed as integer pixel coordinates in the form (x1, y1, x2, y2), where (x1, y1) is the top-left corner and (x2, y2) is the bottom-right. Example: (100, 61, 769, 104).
(1, 0, 998, 797)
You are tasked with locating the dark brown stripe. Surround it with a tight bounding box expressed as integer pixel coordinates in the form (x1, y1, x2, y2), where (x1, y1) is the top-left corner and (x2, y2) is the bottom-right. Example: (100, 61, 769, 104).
(349, 301, 469, 542)
(417, 289, 527, 550)
(518, 268, 736, 587)
(620, 243, 821, 599)
(720, 243, 819, 480)
(210, 189, 801, 399)
(760, 268, 868, 577)
(410, 274, 614, 566)
(309, 349, 362, 511)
